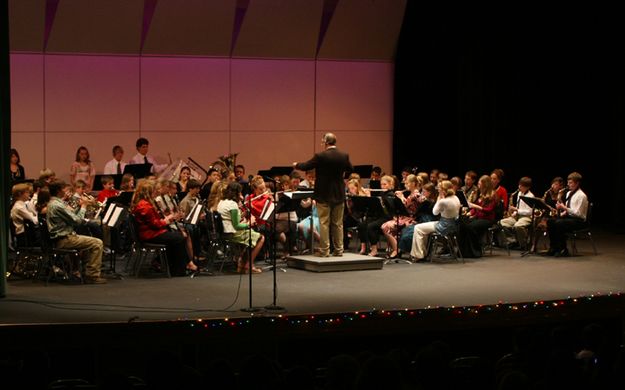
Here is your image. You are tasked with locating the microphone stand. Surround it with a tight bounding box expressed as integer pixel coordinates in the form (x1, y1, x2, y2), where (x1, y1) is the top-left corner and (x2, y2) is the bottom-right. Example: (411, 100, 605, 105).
(261, 176, 286, 312)
(241, 191, 262, 313)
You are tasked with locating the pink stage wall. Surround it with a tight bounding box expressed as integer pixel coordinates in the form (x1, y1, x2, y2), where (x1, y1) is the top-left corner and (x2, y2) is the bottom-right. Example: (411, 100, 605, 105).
(10, 54, 393, 181)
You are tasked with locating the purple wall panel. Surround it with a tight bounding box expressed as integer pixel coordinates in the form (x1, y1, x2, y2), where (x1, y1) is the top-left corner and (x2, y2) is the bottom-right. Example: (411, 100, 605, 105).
(141, 57, 230, 131)
(44, 55, 140, 132)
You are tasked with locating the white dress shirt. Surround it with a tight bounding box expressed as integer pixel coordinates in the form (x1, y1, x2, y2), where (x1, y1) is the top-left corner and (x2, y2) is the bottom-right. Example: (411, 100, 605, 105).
(103, 159, 127, 175)
(129, 152, 168, 174)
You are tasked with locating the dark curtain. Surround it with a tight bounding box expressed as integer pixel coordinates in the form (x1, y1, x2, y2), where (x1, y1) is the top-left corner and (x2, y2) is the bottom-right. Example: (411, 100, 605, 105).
(394, 2, 625, 229)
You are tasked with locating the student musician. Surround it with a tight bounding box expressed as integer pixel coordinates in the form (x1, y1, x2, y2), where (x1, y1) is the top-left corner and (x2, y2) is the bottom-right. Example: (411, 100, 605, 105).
(154, 179, 195, 263)
(543, 177, 565, 209)
(97, 175, 119, 203)
(129, 137, 168, 174)
(499, 177, 534, 249)
(461, 171, 479, 204)
(491, 168, 508, 210)
(217, 182, 264, 273)
(10, 183, 39, 247)
(546, 172, 589, 257)
(410, 180, 461, 261)
(103, 145, 127, 175)
(131, 179, 198, 275)
(459, 175, 497, 258)
(176, 166, 191, 200)
(9, 148, 26, 184)
(357, 175, 396, 257)
(381, 174, 421, 259)
(179, 179, 205, 261)
(70, 146, 96, 191)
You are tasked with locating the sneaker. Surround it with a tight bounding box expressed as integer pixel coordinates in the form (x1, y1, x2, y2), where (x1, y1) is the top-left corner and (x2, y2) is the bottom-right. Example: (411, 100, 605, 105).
(84, 276, 107, 284)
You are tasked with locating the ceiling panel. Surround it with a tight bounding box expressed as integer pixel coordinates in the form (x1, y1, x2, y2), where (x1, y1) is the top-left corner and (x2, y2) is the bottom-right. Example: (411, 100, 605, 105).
(46, 0, 144, 54)
(9, 0, 46, 52)
(233, 0, 323, 59)
(318, 0, 407, 60)
(143, 0, 237, 56)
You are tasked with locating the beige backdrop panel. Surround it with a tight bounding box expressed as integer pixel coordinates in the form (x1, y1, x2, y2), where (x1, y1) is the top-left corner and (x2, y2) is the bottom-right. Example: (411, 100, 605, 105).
(231, 131, 315, 176)
(11, 132, 44, 180)
(44, 55, 140, 132)
(10, 54, 44, 132)
(44, 132, 140, 182)
(141, 57, 230, 131)
(316, 61, 394, 131)
(231, 59, 315, 131)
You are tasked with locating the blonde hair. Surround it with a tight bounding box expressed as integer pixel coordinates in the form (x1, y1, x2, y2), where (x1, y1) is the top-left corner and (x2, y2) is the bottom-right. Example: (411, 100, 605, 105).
(478, 175, 495, 203)
(12, 183, 31, 200)
(381, 175, 395, 188)
(438, 180, 456, 197)
(347, 179, 367, 196)
(208, 181, 227, 211)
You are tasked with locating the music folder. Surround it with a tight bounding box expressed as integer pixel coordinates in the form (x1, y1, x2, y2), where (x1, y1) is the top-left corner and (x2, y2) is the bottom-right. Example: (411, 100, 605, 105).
(349, 195, 385, 217)
(184, 202, 204, 225)
(456, 190, 470, 208)
(123, 163, 152, 179)
(259, 198, 275, 222)
(281, 190, 314, 200)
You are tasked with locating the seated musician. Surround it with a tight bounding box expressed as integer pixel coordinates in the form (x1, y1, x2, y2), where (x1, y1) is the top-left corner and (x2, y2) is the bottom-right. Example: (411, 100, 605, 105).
(546, 172, 589, 257)
(46, 180, 106, 283)
(176, 166, 191, 200)
(217, 182, 264, 273)
(458, 175, 497, 258)
(410, 180, 461, 261)
(398, 182, 437, 254)
(155, 179, 195, 264)
(382, 174, 421, 259)
(10, 183, 39, 247)
(120, 173, 135, 191)
(131, 179, 198, 275)
(543, 177, 565, 209)
(461, 170, 479, 204)
(345, 178, 369, 251)
(357, 175, 395, 257)
(179, 179, 205, 261)
(491, 168, 509, 210)
(97, 175, 119, 203)
(499, 176, 534, 249)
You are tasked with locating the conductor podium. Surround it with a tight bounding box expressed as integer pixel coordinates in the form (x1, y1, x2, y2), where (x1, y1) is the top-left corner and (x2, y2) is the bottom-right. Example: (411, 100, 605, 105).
(285, 192, 385, 272)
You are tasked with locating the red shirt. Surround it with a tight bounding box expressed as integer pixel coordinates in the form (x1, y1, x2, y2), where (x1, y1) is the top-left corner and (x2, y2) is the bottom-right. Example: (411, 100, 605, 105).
(97, 188, 119, 203)
(495, 186, 508, 210)
(132, 199, 168, 241)
(246, 193, 272, 226)
(470, 197, 496, 221)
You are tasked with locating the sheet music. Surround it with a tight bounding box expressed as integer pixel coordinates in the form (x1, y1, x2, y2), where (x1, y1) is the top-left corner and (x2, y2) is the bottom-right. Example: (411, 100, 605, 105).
(185, 203, 203, 225)
(108, 207, 123, 227)
(282, 190, 314, 199)
(260, 199, 275, 221)
(102, 204, 116, 225)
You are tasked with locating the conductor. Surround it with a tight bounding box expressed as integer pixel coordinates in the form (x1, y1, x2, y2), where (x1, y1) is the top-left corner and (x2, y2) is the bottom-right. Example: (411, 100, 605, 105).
(294, 133, 353, 257)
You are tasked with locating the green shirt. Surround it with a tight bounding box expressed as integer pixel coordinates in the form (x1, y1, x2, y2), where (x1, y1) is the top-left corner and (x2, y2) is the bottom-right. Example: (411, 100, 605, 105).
(46, 197, 86, 239)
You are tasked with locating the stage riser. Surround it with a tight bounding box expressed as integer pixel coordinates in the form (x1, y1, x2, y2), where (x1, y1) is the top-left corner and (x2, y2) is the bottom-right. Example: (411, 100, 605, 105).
(286, 254, 384, 272)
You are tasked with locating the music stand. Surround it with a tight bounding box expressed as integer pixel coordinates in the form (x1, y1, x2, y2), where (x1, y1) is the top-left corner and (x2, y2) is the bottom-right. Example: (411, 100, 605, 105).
(282, 190, 315, 251)
(123, 163, 153, 180)
(385, 195, 412, 264)
(107, 191, 134, 207)
(519, 196, 552, 257)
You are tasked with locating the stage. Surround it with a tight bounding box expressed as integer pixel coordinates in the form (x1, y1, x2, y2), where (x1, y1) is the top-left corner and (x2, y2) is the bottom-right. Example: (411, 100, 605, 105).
(1, 230, 624, 327)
